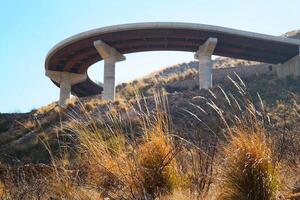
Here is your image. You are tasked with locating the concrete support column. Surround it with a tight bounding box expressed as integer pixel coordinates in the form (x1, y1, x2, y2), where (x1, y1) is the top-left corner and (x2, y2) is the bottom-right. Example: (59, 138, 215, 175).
(198, 55, 213, 89)
(94, 40, 125, 101)
(59, 76, 71, 106)
(103, 57, 116, 100)
(45, 70, 87, 107)
(194, 38, 218, 89)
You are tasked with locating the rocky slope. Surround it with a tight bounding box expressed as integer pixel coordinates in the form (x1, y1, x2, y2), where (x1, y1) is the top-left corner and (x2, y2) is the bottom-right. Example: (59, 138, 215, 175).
(1, 29, 300, 164)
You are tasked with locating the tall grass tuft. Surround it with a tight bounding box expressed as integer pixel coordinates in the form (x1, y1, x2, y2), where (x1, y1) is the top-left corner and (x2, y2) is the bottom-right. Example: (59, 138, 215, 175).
(58, 94, 184, 199)
(218, 127, 279, 200)
(136, 120, 181, 197)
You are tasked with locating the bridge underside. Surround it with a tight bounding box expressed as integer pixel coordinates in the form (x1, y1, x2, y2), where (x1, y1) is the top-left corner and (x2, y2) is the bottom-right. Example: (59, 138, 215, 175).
(45, 23, 300, 97)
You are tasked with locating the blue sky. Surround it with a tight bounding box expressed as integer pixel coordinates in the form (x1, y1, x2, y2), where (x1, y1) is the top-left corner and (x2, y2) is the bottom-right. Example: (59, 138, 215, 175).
(0, 0, 299, 113)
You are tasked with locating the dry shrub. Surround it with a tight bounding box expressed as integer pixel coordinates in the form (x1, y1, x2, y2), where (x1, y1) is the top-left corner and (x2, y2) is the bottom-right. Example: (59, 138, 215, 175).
(64, 116, 129, 198)
(217, 127, 279, 200)
(176, 146, 215, 199)
(137, 124, 181, 197)
(278, 162, 300, 199)
(71, 121, 181, 199)
(61, 96, 184, 199)
(0, 164, 53, 199)
(0, 162, 98, 200)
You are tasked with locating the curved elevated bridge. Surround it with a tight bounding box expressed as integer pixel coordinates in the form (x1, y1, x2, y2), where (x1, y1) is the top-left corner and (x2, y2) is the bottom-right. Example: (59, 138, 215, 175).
(45, 22, 300, 106)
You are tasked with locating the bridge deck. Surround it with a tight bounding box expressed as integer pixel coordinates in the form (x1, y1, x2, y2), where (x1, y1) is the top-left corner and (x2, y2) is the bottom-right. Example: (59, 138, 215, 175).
(45, 22, 300, 97)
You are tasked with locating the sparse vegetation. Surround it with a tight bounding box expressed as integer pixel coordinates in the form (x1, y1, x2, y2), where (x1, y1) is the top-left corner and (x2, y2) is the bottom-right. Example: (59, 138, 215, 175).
(1, 58, 300, 199)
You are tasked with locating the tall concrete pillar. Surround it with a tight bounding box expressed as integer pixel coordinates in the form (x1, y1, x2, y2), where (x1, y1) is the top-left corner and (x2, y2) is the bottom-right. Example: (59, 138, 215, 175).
(46, 70, 87, 107)
(94, 40, 125, 100)
(103, 57, 116, 100)
(59, 77, 71, 106)
(194, 38, 218, 89)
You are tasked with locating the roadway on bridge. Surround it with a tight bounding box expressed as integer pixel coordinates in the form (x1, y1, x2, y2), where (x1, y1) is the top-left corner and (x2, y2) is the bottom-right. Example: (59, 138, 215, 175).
(45, 22, 300, 97)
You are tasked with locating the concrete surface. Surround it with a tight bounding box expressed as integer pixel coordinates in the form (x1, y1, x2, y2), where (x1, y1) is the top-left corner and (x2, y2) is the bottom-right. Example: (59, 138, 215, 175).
(94, 40, 126, 100)
(195, 38, 217, 89)
(44, 22, 300, 100)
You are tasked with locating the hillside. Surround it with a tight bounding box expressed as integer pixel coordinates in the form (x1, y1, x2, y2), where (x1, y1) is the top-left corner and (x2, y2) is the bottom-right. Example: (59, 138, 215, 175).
(1, 53, 300, 163)
(0, 30, 300, 199)
(116, 57, 262, 98)
(0, 69, 300, 199)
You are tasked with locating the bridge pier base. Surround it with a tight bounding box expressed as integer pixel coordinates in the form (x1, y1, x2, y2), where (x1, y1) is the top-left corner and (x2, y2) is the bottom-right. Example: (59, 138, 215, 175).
(195, 38, 218, 89)
(46, 70, 87, 107)
(276, 52, 300, 78)
(94, 40, 125, 100)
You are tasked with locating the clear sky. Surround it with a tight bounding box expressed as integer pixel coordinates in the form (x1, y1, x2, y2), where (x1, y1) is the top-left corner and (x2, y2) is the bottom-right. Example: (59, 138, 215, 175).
(0, 0, 299, 113)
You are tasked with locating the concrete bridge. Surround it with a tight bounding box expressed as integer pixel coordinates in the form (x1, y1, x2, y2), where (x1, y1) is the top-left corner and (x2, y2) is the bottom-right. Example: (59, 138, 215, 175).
(45, 22, 300, 106)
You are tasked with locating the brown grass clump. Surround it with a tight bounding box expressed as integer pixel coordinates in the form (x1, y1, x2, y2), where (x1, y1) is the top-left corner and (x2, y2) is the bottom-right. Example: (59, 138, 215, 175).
(217, 127, 279, 200)
(68, 110, 182, 199)
(137, 123, 181, 197)
(52, 94, 189, 199)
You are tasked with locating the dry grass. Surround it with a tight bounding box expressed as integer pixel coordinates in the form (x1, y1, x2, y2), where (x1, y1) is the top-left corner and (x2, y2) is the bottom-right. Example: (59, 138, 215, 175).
(61, 97, 184, 199)
(0, 93, 217, 199)
(65, 97, 78, 109)
(136, 122, 181, 197)
(1, 75, 300, 199)
(35, 102, 58, 114)
(217, 127, 279, 200)
(82, 97, 106, 112)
